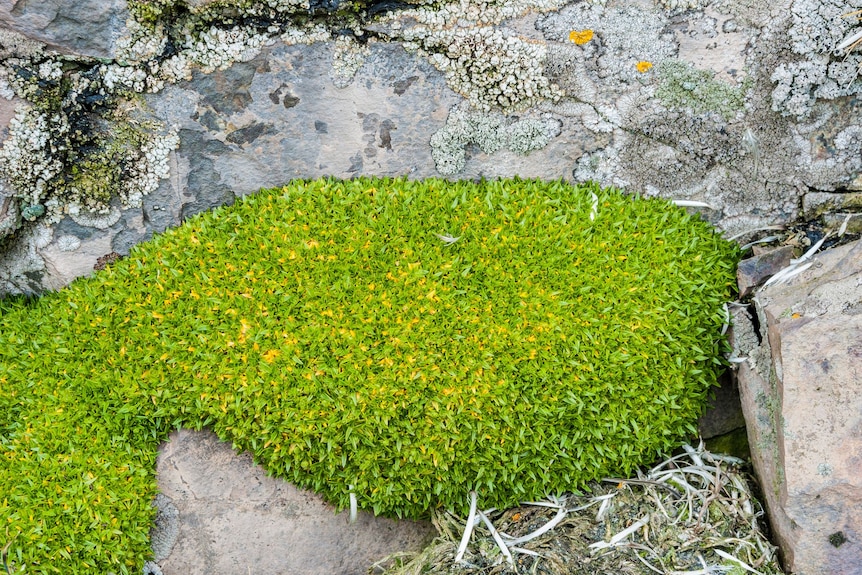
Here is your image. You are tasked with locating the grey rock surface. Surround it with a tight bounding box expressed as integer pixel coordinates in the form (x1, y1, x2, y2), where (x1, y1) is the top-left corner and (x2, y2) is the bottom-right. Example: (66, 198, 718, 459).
(154, 428, 436, 575)
(697, 372, 746, 440)
(0, 0, 129, 59)
(2, 0, 862, 294)
(735, 238, 862, 574)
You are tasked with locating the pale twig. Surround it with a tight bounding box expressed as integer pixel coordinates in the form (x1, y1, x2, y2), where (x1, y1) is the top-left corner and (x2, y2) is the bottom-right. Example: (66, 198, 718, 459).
(434, 233, 461, 245)
(454, 491, 478, 563)
(348, 486, 357, 524)
(714, 548, 766, 575)
(762, 261, 812, 288)
(589, 514, 650, 550)
(792, 233, 829, 264)
(595, 493, 616, 521)
(740, 235, 782, 252)
(703, 452, 746, 466)
(510, 546, 541, 557)
(726, 225, 785, 242)
(838, 213, 852, 237)
(673, 200, 715, 210)
(501, 506, 568, 545)
(837, 28, 862, 52)
(477, 509, 514, 565)
(601, 477, 682, 498)
(682, 443, 705, 467)
(522, 500, 565, 509)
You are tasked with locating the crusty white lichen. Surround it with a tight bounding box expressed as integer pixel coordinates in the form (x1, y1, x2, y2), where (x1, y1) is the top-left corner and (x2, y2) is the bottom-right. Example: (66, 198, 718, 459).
(150, 493, 179, 562)
(121, 128, 181, 208)
(0, 106, 66, 217)
(536, 3, 676, 87)
(405, 26, 562, 111)
(330, 35, 372, 88)
(655, 0, 706, 11)
(56, 234, 82, 252)
(384, 0, 568, 111)
(771, 0, 862, 117)
(573, 144, 629, 190)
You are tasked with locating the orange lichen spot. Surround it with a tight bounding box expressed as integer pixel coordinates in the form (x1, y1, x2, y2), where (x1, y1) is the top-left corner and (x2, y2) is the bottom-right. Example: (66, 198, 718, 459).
(636, 61, 653, 73)
(569, 29, 594, 45)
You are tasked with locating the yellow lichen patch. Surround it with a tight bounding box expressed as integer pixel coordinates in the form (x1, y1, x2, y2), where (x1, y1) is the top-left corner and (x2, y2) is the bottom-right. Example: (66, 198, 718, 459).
(569, 29, 594, 45)
(636, 61, 654, 73)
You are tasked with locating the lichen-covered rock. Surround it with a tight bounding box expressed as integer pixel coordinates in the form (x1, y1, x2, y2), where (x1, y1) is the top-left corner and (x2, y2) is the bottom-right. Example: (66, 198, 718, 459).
(0, 189, 20, 240)
(0, 0, 129, 59)
(150, 494, 179, 562)
(770, 0, 862, 118)
(0, 0, 861, 302)
(735, 239, 862, 574)
(803, 191, 862, 217)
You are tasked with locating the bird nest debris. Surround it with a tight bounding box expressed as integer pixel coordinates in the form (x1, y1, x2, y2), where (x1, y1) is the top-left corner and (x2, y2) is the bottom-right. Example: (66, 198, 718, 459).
(374, 442, 784, 575)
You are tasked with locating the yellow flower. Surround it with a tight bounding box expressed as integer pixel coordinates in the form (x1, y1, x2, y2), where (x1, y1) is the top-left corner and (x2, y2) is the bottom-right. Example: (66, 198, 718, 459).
(262, 349, 281, 363)
(569, 29, 593, 45)
(636, 61, 653, 73)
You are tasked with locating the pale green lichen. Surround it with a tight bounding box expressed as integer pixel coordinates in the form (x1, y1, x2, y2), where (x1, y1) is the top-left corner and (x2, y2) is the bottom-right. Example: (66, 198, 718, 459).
(655, 60, 749, 119)
(430, 105, 561, 174)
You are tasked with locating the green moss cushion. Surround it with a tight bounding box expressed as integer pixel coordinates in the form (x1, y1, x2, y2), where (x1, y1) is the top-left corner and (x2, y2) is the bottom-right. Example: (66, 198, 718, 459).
(0, 177, 738, 572)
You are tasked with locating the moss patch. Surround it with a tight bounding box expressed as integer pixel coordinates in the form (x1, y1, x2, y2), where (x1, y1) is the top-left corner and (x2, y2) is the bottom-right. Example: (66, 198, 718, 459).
(0, 177, 738, 572)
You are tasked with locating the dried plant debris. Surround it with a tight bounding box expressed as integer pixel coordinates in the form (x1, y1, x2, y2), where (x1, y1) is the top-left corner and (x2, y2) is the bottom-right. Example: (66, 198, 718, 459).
(730, 217, 861, 297)
(377, 443, 783, 575)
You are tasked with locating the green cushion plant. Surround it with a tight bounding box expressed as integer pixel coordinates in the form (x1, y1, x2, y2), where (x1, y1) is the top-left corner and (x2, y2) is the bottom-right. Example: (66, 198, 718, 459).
(0, 177, 739, 573)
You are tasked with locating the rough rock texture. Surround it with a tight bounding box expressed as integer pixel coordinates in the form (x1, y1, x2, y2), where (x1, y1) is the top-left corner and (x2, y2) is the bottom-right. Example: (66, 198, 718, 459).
(737, 245, 796, 298)
(0, 0, 129, 59)
(154, 428, 436, 575)
(734, 239, 862, 574)
(1, 0, 862, 294)
(3, 0, 862, 569)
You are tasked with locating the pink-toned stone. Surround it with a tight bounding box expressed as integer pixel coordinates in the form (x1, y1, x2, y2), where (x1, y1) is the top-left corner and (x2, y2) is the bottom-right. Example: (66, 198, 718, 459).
(735, 239, 862, 574)
(154, 428, 436, 575)
(736, 245, 795, 299)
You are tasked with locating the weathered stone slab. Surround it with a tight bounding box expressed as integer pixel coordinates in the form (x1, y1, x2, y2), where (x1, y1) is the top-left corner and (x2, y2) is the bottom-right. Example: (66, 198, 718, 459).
(736, 245, 795, 299)
(3, 0, 862, 295)
(803, 192, 862, 218)
(0, 0, 128, 59)
(736, 239, 862, 574)
(153, 428, 436, 575)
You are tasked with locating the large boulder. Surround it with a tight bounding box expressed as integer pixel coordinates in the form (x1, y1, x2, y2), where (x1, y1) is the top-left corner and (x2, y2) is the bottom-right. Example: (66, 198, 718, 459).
(735, 238, 862, 574)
